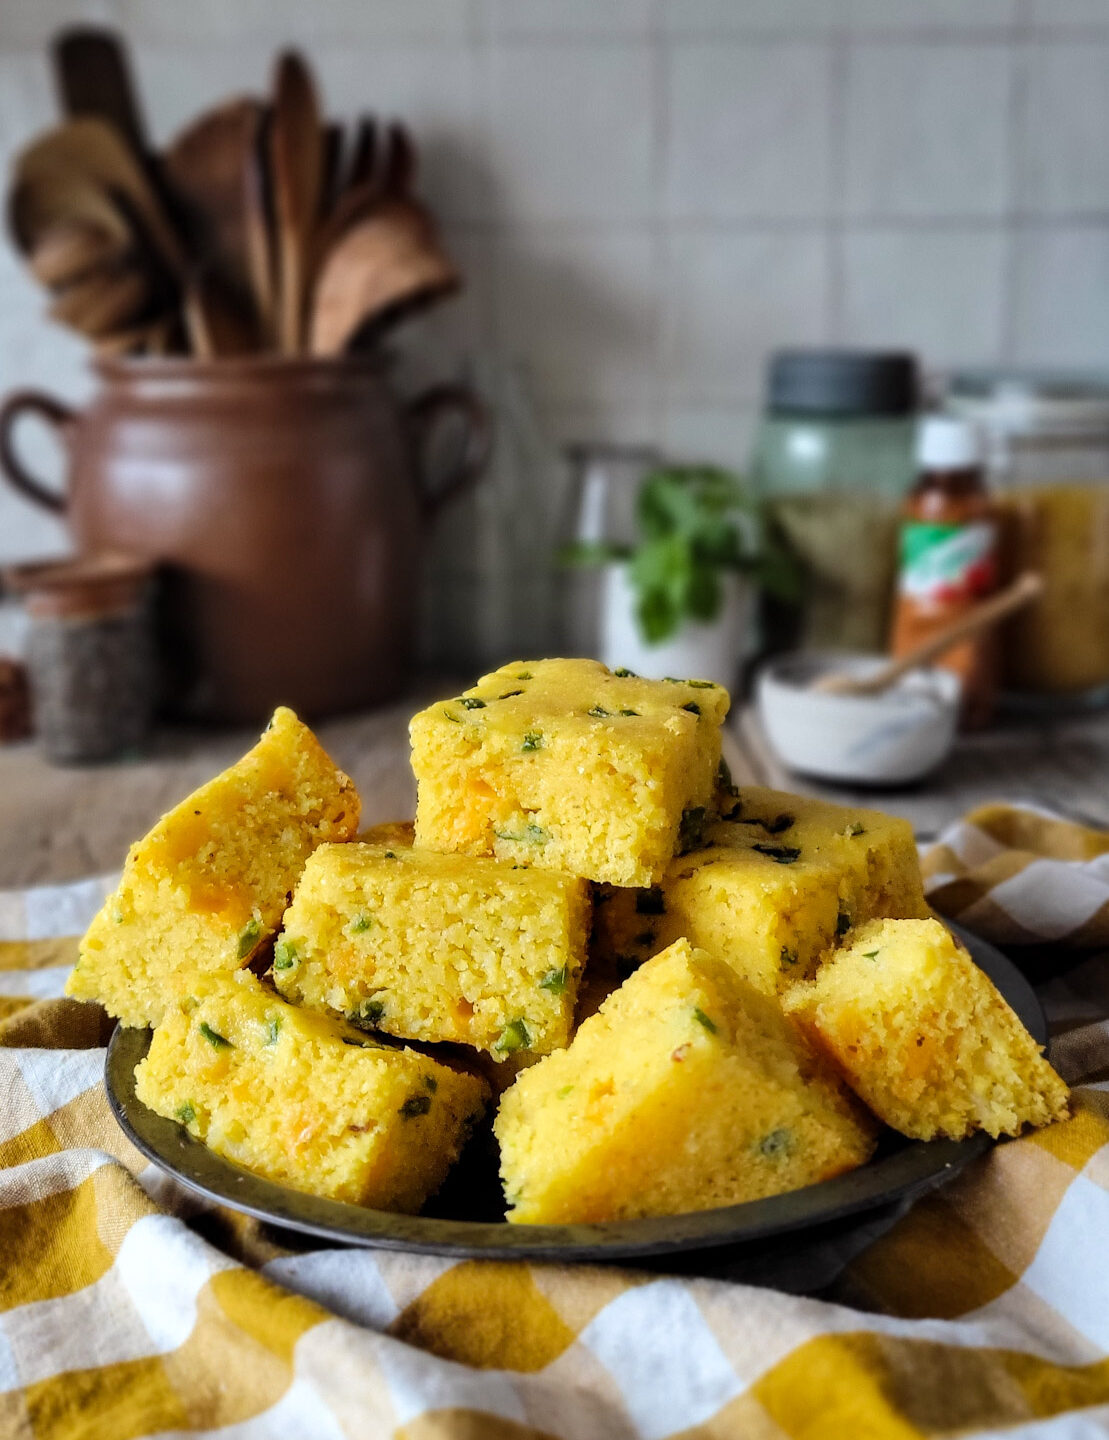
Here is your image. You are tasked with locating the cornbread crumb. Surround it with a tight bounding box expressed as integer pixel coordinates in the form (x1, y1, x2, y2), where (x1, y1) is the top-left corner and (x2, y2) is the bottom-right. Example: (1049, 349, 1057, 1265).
(494, 938, 876, 1223)
(410, 659, 730, 887)
(68, 708, 359, 1027)
(275, 842, 590, 1055)
(135, 972, 488, 1211)
(783, 918, 1070, 1140)
(594, 787, 927, 993)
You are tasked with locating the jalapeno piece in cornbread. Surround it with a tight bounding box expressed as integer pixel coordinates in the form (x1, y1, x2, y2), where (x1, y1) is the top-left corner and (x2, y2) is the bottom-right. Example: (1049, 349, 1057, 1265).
(274, 841, 590, 1056)
(494, 938, 875, 1224)
(593, 787, 927, 994)
(410, 659, 730, 888)
(68, 707, 359, 1028)
(783, 918, 1070, 1141)
(135, 973, 489, 1211)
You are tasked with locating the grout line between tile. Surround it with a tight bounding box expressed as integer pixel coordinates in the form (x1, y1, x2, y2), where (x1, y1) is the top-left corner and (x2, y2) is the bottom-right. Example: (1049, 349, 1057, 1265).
(826, 25, 850, 345)
(999, 0, 1032, 363)
(649, 0, 669, 452)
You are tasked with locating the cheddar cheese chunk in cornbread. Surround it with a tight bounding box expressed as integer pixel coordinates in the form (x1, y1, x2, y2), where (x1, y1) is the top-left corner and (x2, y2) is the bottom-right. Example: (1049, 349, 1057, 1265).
(135, 973, 488, 1210)
(68, 707, 359, 1028)
(593, 787, 927, 994)
(410, 659, 730, 887)
(274, 842, 590, 1055)
(494, 938, 876, 1223)
(783, 918, 1070, 1140)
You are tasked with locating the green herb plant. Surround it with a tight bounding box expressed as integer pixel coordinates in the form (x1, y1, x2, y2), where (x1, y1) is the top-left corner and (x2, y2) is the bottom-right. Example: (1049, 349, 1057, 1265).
(562, 465, 797, 644)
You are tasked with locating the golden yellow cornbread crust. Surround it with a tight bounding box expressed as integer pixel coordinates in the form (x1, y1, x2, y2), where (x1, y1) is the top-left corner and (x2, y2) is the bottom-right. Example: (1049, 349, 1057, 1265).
(783, 917, 1070, 1140)
(274, 841, 590, 1055)
(68, 707, 359, 1027)
(410, 658, 730, 887)
(494, 938, 876, 1223)
(135, 972, 488, 1209)
(593, 786, 928, 994)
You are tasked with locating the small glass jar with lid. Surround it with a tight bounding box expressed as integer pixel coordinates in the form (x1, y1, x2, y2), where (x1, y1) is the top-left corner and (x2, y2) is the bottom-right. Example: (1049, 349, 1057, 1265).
(946, 369, 1109, 707)
(751, 349, 919, 653)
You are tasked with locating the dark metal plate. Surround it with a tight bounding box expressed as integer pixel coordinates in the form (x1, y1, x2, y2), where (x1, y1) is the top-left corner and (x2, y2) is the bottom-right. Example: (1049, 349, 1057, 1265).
(105, 926, 1046, 1264)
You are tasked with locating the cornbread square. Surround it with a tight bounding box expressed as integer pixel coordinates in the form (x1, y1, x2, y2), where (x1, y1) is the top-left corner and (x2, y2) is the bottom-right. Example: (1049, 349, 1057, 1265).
(593, 786, 927, 995)
(783, 918, 1070, 1141)
(274, 842, 591, 1056)
(135, 973, 488, 1211)
(494, 938, 876, 1224)
(67, 707, 359, 1028)
(410, 659, 730, 887)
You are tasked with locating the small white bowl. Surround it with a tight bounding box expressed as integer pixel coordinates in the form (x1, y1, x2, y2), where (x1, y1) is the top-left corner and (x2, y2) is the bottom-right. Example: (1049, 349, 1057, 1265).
(756, 652, 962, 786)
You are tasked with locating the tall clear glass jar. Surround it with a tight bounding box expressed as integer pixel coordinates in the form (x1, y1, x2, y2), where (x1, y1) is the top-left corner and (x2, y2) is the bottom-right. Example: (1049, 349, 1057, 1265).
(557, 443, 660, 658)
(751, 350, 918, 652)
(947, 370, 1109, 706)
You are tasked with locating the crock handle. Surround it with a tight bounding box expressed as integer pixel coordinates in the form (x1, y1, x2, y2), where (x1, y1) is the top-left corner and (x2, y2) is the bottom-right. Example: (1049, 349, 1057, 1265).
(408, 384, 493, 521)
(0, 390, 76, 516)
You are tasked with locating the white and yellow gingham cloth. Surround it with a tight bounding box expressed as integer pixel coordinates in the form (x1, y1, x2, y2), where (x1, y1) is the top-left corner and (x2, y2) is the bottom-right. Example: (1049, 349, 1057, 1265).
(2, 802, 1109, 1439)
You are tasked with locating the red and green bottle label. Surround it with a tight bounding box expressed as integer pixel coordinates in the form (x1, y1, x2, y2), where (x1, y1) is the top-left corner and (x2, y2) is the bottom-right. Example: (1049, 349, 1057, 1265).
(898, 520, 998, 604)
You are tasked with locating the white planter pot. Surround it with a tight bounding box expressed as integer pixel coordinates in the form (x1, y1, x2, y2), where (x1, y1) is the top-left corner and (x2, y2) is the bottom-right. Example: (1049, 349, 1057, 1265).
(599, 565, 753, 692)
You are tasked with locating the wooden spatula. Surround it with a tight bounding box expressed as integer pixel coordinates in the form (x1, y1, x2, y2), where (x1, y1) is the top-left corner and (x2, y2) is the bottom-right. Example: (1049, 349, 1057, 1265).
(183, 271, 258, 359)
(309, 196, 459, 355)
(269, 52, 323, 354)
(52, 28, 148, 162)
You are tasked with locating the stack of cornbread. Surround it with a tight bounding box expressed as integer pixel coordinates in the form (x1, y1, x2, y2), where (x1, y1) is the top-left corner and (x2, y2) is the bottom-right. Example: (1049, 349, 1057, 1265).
(68, 660, 1069, 1222)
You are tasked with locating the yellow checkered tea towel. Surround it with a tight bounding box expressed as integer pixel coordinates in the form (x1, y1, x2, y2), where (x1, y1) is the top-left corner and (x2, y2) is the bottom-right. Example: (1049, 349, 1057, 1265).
(2, 802, 1109, 1440)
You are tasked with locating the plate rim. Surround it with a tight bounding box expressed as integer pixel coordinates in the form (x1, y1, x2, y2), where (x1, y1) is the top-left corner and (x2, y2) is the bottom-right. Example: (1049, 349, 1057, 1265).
(104, 924, 1045, 1262)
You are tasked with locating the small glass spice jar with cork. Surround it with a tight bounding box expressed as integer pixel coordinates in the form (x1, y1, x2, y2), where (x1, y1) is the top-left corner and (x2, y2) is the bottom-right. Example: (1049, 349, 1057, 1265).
(4, 553, 156, 764)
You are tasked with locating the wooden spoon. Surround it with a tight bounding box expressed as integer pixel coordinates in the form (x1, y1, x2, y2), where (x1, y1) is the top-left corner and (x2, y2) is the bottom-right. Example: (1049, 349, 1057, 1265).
(93, 316, 169, 357)
(243, 108, 277, 348)
(29, 221, 130, 289)
(163, 97, 265, 311)
(813, 572, 1045, 697)
(269, 51, 323, 353)
(11, 118, 185, 275)
(8, 170, 133, 255)
(48, 267, 150, 340)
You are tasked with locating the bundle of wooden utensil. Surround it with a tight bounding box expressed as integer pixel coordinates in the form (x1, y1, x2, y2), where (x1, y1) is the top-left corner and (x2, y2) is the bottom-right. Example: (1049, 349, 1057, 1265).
(7, 29, 460, 359)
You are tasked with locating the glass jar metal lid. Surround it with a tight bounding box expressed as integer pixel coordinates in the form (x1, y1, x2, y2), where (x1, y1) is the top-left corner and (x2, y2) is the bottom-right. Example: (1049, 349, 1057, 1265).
(767, 350, 918, 418)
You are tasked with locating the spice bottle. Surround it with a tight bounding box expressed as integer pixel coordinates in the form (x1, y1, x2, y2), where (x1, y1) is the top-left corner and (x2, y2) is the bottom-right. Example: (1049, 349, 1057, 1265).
(890, 416, 1000, 728)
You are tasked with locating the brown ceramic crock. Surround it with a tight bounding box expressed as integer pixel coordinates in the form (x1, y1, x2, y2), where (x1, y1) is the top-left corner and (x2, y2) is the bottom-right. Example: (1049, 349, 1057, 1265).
(0, 355, 490, 722)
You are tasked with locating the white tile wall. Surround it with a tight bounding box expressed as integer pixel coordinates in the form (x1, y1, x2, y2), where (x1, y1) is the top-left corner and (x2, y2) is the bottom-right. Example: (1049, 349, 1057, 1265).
(664, 41, 832, 220)
(1, 0, 1108, 564)
(1018, 41, 1109, 214)
(842, 42, 1013, 219)
(661, 230, 830, 402)
(840, 227, 1008, 366)
(1014, 226, 1109, 368)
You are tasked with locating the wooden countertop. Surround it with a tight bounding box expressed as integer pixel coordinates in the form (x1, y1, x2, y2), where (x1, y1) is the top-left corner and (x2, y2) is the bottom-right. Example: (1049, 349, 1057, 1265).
(2, 695, 1109, 888)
